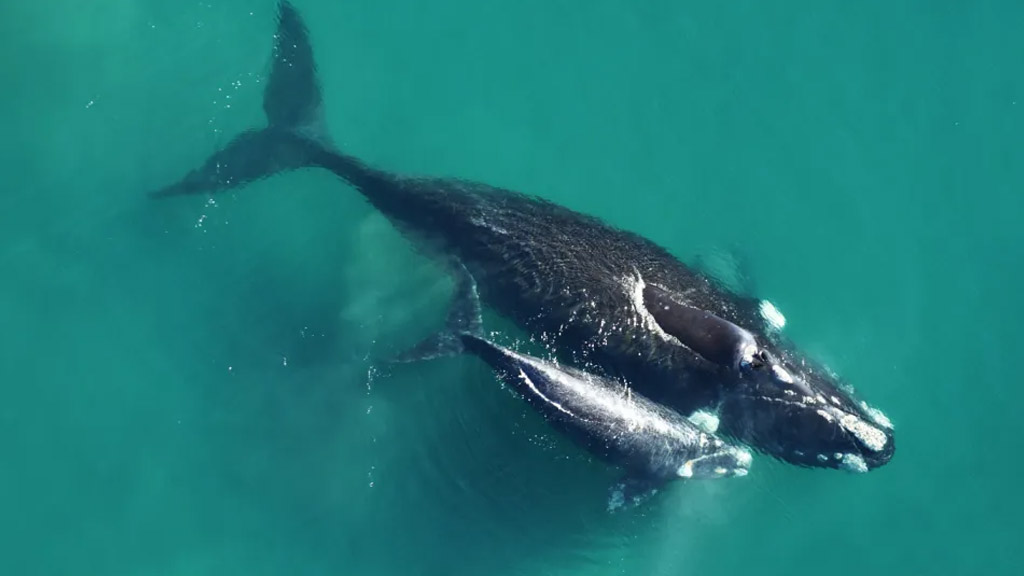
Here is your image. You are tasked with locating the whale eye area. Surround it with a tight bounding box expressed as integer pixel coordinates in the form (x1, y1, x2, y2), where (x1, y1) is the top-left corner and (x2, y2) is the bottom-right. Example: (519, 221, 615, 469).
(749, 350, 770, 369)
(739, 347, 773, 373)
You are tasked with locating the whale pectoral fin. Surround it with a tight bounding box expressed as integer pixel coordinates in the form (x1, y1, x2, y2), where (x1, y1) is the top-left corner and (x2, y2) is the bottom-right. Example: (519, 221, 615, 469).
(607, 475, 665, 513)
(442, 260, 483, 337)
(383, 260, 484, 365)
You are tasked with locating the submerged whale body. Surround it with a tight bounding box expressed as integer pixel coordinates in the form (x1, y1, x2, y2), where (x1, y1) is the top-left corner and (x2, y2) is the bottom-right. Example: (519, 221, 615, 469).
(152, 1, 895, 472)
(405, 263, 751, 509)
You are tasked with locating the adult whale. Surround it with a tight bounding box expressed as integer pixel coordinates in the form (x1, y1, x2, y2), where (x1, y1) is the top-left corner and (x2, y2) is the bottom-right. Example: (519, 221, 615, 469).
(152, 1, 895, 472)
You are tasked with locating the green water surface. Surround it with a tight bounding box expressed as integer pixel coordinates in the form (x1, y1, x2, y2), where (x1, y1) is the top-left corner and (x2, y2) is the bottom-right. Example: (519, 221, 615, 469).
(2, 1, 1021, 574)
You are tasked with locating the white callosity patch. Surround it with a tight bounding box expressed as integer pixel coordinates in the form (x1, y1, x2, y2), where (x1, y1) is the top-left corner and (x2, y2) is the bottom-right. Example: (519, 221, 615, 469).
(678, 461, 694, 478)
(839, 453, 869, 473)
(838, 412, 888, 453)
(759, 300, 787, 331)
(813, 401, 888, 453)
(687, 410, 720, 434)
(740, 343, 758, 365)
(735, 449, 753, 468)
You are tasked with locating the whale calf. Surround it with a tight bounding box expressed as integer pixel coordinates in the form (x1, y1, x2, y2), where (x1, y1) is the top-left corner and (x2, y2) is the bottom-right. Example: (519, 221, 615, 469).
(152, 1, 895, 472)
(405, 262, 751, 509)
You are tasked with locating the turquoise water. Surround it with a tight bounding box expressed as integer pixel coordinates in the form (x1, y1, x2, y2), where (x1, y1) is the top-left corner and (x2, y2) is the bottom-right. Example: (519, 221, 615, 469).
(2, 1, 1021, 574)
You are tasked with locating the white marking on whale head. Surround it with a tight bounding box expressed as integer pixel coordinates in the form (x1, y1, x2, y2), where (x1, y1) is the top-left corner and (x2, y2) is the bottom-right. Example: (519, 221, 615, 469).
(735, 449, 753, 468)
(678, 460, 694, 478)
(687, 410, 720, 434)
(839, 453, 869, 473)
(759, 300, 786, 331)
(838, 412, 888, 453)
(740, 343, 758, 366)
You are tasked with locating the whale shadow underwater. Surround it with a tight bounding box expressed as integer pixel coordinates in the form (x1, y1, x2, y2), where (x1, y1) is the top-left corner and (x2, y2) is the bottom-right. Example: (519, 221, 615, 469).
(151, 1, 895, 475)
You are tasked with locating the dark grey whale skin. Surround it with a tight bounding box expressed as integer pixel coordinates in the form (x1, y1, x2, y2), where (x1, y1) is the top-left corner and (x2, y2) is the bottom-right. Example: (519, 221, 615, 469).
(151, 1, 895, 472)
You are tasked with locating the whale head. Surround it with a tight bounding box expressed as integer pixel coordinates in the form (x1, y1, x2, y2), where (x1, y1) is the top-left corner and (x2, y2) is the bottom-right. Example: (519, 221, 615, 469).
(719, 346, 895, 472)
(634, 280, 894, 471)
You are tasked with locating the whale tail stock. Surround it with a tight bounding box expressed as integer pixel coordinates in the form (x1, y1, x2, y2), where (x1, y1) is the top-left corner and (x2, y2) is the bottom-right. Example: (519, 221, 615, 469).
(148, 1, 357, 199)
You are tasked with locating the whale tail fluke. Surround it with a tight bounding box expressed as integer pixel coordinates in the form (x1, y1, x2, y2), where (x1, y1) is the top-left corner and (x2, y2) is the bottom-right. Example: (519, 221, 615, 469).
(149, 1, 333, 199)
